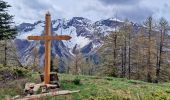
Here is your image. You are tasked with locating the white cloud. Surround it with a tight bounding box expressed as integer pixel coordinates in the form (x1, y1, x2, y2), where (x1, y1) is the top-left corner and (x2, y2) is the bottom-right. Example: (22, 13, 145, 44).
(5, 0, 170, 24)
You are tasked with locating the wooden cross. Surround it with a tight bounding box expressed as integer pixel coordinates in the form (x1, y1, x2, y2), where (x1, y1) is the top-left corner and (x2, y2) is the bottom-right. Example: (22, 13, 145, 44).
(27, 12, 71, 84)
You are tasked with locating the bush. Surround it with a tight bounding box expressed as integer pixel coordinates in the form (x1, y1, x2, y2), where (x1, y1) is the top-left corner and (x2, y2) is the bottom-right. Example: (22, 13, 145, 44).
(14, 67, 30, 77)
(73, 77, 81, 85)
(0, 65, 31, 81)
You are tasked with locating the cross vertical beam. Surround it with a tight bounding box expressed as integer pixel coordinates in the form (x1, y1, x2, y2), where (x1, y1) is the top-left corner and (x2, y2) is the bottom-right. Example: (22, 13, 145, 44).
(44, 12, 51, 84)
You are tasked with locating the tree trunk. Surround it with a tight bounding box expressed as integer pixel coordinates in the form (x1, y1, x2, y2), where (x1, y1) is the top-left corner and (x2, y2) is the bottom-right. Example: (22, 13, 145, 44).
(128, 32, 131, 79)
(136, 46, 140, 79)
(121, 46, 124, 78)
(124, 37, 127, 78)
(147, 21, 152, 82)
(156, 29, 164, 83)
(113, 34, 117, 67)
(112, 33, 117, 77)
(3, 39, 7, 66)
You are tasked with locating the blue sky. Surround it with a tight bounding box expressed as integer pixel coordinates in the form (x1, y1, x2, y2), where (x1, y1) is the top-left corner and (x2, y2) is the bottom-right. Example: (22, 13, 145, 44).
(5, 0, 170, 24)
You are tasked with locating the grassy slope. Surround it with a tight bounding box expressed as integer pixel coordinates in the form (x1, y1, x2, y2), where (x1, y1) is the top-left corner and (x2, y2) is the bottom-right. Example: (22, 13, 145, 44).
(1, 74, 170, 100)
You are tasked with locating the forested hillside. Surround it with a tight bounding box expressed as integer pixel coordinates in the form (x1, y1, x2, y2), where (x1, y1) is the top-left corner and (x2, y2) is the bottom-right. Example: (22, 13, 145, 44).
(97, 18, 170, 83)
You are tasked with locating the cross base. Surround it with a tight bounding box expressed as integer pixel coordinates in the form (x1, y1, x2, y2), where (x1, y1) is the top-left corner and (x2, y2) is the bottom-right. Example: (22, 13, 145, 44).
(40, 72, 60, 87)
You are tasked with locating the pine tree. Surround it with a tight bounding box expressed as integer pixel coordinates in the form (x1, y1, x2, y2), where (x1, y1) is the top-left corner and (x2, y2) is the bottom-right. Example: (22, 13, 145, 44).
(144, 16, 155, 82)
(98, 30, 118, 77)
(155, 17, 169, 83)
(0, 0, 16, 39)
(0, 0, 16, 66)
(119, 19, 132, 78)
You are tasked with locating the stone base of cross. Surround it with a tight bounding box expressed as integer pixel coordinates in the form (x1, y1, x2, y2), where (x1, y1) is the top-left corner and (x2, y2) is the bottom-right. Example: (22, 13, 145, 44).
(27, 12, 71, 85)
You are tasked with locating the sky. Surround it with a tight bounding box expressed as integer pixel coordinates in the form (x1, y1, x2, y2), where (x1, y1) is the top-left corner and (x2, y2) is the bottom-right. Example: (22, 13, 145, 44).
(5, 0, 170, 24)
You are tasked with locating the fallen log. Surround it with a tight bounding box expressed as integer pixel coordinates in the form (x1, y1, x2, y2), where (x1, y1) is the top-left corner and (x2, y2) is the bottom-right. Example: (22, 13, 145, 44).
(16, 90, 80, 100)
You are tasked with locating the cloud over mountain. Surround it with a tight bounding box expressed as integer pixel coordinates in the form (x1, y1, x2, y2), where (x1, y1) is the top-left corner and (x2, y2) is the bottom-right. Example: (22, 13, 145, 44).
(5, 0, 170, 24)
(98, 0, 139, 5)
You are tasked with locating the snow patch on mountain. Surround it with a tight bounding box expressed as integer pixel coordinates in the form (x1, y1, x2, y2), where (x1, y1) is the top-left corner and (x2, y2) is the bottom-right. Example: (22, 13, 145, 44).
(54, 25, 91, 49)
(17, 22, 44, 40)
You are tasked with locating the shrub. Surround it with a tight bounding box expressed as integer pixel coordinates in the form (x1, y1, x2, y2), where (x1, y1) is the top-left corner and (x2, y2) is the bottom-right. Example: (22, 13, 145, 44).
(0, 65, 31, 81)
(73, 77, 81, 85)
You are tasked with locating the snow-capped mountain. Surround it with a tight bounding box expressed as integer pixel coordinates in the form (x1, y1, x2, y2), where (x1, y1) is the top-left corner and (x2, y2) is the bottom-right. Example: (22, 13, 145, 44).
(16, 17, 138, 71)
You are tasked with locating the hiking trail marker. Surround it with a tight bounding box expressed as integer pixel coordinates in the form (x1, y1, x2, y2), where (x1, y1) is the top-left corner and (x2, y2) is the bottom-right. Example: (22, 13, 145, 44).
(27, 12, 71, 84)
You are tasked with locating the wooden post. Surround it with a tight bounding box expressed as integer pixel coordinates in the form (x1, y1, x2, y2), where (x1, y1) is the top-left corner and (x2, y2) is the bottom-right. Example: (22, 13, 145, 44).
(44, 12, 51, 84)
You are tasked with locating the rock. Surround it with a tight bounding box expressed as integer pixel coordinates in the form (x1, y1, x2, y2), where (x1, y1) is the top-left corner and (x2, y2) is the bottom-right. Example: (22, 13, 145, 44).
(24, 82, 59, 95)
(24, 83, 36, 90)
(24, 83, 42, 95)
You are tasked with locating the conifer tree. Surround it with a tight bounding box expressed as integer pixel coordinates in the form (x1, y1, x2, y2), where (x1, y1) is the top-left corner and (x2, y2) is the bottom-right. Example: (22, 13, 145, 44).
(144, 16, 155, 82)
(0, 0, 16, 40)
(156, 17, 169, 83)
(0, 0, 16, 66)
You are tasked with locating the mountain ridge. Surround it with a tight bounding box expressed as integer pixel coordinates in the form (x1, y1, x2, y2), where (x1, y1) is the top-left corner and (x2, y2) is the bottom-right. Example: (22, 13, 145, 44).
(15, 17, 142, 72)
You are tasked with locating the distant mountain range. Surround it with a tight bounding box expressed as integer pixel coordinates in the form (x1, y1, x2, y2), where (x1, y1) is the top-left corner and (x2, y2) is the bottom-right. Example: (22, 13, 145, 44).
(14, 17, 144, 72)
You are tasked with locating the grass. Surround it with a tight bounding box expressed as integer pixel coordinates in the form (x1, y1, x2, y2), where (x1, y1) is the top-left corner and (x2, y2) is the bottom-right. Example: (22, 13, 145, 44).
(1, 74, 170, 100)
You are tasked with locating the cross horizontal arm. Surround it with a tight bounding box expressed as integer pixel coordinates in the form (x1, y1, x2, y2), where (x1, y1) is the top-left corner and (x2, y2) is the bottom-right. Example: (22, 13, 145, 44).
(27, 35, 71, 41)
